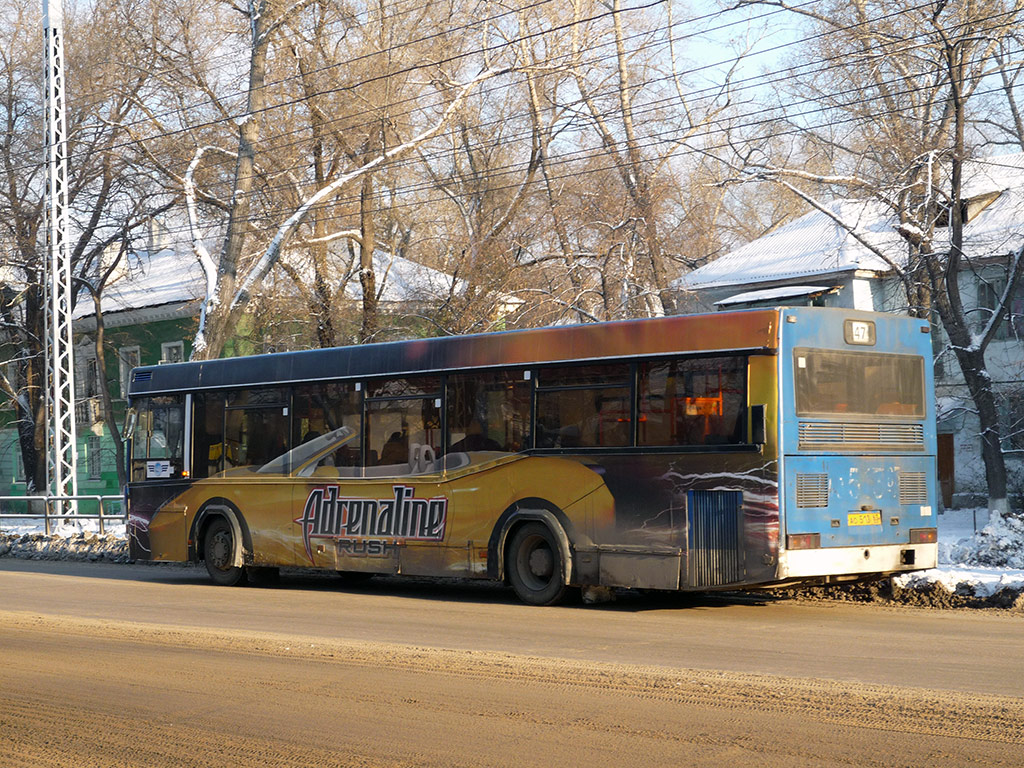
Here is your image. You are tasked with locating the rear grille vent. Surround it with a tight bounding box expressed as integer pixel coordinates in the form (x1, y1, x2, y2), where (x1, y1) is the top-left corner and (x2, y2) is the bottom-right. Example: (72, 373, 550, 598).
(795, 473, 830, 508)
(132, 371, 152, 382)
(687, 490, 744, 588)
(798, 422, 924, 449)
(899, 472, 929, 505)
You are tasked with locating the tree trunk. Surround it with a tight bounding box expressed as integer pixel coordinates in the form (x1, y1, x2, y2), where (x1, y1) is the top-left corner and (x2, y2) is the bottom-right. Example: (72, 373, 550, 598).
(194, 2, 271, 360)
(611, 0, 672, 316)
(91, 294, 127, 487)
(943, 42, 1009, 521)
(358, 172, 378, 343)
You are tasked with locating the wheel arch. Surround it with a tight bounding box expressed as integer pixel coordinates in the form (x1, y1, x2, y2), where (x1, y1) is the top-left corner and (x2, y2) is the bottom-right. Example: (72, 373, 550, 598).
(487, 498, 576, 585)
(189, 498, 254, 568)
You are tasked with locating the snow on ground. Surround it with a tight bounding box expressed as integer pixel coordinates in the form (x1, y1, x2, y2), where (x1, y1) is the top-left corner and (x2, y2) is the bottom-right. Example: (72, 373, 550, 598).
(0, 520, 128, 562)
(2, 509, 1024, 604)
(894, 508, 1024, 598)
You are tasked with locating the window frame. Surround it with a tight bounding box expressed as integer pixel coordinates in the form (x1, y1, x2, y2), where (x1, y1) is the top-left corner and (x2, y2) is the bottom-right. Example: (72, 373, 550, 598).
(793, 348, 926, 420)
(118, 346, 140, 399)
(161, 340, 185, 364)
(87, 435, 103, 480)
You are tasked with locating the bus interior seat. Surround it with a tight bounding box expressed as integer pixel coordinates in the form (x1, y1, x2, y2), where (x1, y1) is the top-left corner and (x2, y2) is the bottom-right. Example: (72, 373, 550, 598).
(435, 452, 471, 472)
(409, 443, 436, 474)
(557, 425, 581, 448)
(306, 449, 471, 479)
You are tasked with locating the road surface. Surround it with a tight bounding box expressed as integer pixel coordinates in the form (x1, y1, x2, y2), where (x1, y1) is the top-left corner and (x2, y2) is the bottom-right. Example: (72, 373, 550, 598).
(1, 559, 1022, 767)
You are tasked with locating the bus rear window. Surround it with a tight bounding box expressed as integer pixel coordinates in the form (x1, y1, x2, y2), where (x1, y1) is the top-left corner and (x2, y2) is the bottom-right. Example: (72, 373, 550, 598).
(794, 348, 925, 418)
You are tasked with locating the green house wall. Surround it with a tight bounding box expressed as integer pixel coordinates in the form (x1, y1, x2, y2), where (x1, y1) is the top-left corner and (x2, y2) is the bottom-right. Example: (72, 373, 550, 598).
(0, 314, 195, 510)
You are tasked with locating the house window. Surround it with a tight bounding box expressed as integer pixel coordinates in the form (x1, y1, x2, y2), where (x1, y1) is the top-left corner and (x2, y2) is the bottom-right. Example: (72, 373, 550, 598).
(1011, 283, 1024, 340)
(119, 346, 140, 399)
(87, 435, 103, 479)
(930, 323, 946, 380)
(161, 341, 184, 364)
(976, 279, 1011, 341)
(4, 436, 24, 482)
(1000, 391, 1024, 453)
(81, 357, 101, 398)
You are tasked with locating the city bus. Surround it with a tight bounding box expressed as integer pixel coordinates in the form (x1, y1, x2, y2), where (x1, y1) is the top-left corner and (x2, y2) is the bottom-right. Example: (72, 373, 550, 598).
(125, 307, 938, 604)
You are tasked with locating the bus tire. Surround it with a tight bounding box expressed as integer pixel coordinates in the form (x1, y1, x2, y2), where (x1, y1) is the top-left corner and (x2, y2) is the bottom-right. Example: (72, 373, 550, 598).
(507, 522, 567, 606)
(203, 517, 248, 587)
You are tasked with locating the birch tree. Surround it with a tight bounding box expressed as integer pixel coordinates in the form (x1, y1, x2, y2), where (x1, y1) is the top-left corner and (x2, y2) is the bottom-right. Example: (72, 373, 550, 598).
(127, 0, 523, 356)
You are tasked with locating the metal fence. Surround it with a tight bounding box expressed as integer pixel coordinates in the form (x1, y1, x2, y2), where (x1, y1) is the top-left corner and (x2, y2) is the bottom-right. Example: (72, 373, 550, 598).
(0, 495, 125, 535)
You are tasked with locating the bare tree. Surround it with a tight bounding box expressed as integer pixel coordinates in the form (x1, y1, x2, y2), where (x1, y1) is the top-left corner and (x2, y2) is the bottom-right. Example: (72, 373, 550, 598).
(0, 0, 162, 491)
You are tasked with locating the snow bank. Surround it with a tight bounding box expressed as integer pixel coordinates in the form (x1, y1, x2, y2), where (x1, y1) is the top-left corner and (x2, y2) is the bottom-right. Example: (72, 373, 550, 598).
(0, 520, 128, 562)
(893, 510, 1024, 598)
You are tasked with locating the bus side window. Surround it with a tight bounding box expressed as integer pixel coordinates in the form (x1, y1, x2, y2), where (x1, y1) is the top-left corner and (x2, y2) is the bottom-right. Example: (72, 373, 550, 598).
(638, 357, 747, 447)
(222, 389, 289, 471)
(534, 364, 631, 448)
(446, 370, 529, 454)
(366, 376, 442, 473)
(293, 382, 362, 468)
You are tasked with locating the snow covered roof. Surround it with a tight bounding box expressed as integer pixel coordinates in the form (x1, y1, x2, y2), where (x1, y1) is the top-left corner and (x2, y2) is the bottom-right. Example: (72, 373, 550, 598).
(336, 251, 466, 302)
(714, 285, 835, 306)
(676, 198, 903, 291)
(72, 247, 204, 321)
(72, 243, 466, 323)
(676, 153, 1024, 292)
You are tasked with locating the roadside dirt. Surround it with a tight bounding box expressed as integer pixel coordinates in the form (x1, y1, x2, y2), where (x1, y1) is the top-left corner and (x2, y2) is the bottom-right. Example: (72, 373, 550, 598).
(779, 577, 1024, 611)
(2, 609, 1023, 767)
(4, 531, 1023, 612)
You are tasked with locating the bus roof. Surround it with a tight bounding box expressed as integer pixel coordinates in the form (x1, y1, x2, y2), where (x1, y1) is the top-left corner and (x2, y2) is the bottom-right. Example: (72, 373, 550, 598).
(128, 309, 781, 396)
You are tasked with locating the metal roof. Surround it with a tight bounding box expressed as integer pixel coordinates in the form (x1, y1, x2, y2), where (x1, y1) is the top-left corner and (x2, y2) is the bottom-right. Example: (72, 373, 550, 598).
(676, 153, 1024, 292)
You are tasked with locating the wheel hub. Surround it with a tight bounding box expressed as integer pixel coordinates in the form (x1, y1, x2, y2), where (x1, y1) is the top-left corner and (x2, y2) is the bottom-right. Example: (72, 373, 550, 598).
(528, 546, 553, 578)
(210, 531, 231, 569)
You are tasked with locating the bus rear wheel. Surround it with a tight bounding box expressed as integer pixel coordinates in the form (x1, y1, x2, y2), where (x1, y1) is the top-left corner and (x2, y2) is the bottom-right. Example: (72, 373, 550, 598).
(507, 522, 567, 606)
(203, 518, 247, 586)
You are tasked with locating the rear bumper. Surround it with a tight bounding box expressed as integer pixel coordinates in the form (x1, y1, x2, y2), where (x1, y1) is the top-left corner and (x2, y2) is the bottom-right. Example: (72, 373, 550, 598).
(778, 542, 937, 579)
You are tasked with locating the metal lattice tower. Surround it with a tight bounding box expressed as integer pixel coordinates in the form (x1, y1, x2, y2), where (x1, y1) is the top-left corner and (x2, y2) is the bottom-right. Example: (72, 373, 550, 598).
(43, 0, 78, 507)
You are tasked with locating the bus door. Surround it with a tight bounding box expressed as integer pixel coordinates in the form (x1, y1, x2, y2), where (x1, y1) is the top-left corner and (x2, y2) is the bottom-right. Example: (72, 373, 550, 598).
(128, 395, 190, 562)
(215, 391, 296, 567)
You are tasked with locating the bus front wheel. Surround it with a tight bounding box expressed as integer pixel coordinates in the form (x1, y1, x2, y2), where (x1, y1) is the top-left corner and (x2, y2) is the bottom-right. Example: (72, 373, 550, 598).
(203, 518, 247, 587)
(507, 522, 567, 606)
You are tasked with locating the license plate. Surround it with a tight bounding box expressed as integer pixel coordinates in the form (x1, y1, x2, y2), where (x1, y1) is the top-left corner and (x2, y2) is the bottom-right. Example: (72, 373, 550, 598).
(848, 511, 882, 526)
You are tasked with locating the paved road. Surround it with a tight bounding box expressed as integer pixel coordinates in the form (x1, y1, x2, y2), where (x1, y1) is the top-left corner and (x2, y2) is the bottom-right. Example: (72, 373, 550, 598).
(2, 560, 1023, 766)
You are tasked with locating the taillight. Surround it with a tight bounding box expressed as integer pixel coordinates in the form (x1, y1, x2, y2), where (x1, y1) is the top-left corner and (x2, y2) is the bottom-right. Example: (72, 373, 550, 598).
(909, 528, 937, 544)
(786, 533, 821, 550)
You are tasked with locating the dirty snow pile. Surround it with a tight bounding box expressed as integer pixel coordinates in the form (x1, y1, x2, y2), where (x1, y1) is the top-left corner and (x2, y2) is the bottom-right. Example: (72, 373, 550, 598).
(894, 510, 1024, 599)
(0, 521, 129, 563)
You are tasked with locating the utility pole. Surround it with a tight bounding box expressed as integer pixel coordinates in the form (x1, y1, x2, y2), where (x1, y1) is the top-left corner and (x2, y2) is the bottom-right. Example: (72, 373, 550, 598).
(43, 0, 78, 510)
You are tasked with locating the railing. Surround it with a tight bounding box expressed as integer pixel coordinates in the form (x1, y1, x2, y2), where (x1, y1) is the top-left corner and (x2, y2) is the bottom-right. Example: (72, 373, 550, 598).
(74, 396, 105, 425)
(0, 495, 125, 536)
